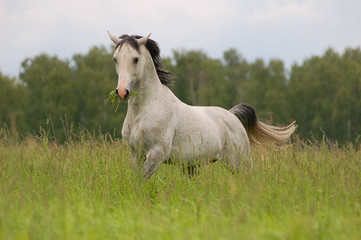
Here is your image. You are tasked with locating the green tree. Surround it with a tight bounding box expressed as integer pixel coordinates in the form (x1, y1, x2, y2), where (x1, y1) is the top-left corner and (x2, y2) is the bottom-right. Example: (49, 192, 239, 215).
(72, 46, 124, 136)
(171, 50, 231, 107)
(243, 59, 288, 124)
(263, 60, 288, 124)
(20, 54, 76, 140)
(287, 48, 357, 141)
(0, 72, 27, 135)
(332, 48, 361, 141)
(3, 43, 360, 143)
(223, 48, 248, 106)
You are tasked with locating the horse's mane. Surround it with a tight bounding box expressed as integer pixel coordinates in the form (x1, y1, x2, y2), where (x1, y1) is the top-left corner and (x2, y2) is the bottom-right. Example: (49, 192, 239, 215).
(115, 34, 174, 86)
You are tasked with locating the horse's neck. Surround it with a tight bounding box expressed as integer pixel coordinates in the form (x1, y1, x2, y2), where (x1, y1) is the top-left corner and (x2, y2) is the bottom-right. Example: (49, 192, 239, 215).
(127, 64, 165, 111)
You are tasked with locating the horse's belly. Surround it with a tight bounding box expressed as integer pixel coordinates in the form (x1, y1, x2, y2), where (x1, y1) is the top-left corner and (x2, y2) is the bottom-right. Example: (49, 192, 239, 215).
(171, 129, 222, 161)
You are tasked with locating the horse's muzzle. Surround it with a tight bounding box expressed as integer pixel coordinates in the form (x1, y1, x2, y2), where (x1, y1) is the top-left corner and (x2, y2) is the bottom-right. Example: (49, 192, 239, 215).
(116, 89, 130, 101)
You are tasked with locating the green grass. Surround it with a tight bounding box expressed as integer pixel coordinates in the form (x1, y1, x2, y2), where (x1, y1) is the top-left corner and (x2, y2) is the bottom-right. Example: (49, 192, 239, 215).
(0, 134, 360, 239)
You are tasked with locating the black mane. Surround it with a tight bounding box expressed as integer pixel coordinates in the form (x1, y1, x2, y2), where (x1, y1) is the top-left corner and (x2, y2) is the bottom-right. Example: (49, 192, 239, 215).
(115, 34, 174, 86)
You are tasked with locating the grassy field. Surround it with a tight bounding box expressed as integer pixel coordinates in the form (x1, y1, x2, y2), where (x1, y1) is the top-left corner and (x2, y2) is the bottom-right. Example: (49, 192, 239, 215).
(0, 133, 360, 240)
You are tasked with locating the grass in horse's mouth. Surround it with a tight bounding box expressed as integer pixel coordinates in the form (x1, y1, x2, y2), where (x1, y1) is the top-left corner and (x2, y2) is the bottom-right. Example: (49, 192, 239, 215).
(107, 90, 140, 112)
(107, 90, 120, 112)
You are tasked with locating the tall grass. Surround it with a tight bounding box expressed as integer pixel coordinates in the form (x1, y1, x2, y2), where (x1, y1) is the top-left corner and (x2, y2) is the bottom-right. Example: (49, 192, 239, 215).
(0, 133, 360, 239)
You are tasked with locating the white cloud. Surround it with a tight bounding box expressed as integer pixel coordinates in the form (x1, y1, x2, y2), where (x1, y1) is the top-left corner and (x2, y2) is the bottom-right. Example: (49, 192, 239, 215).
(245, 1, 319, 23)
(0, 0, 361, 76)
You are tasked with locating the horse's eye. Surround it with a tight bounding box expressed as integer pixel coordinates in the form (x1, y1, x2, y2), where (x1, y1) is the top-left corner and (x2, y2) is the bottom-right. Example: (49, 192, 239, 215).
(113, 57, 117, 63)
(133, 57, 139, 64)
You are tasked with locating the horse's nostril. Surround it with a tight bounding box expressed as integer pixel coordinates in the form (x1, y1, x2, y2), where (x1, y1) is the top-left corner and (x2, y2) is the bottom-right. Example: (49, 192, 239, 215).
(125, 89, 130, 99)
(115, 89, 119, 96)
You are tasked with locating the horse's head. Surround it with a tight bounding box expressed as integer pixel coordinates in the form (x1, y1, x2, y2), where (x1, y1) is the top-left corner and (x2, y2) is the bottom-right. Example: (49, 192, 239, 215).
(108, 32, 151, 101)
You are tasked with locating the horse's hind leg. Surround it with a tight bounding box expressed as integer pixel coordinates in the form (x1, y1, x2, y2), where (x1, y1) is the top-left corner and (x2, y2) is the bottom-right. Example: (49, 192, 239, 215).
(222, 143, 252, 173)
(221, 138, 253, 173)
(182, 165, 199, 178)
(223, 156, 241, 173)
(222, 152, 253, 174)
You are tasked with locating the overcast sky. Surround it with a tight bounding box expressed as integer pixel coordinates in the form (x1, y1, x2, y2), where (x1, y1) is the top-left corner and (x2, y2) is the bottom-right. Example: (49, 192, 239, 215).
(1, 0, 361, 77)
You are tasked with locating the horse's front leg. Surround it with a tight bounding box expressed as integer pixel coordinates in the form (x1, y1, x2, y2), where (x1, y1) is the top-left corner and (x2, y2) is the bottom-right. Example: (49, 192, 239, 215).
(143, 145, 169, 180)
(130, 151, 143, 179)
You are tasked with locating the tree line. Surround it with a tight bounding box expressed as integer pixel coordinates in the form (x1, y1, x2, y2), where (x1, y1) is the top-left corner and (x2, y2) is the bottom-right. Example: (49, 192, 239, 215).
(1, 45, 360, 143)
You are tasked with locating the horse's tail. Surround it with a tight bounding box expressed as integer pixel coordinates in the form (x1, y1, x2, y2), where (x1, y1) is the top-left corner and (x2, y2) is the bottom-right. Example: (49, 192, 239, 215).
(229, 103, 297, 147)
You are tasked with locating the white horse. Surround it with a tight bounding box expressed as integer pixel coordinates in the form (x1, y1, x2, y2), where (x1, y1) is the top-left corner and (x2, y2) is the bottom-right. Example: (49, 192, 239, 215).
(108, 32, 297, 179)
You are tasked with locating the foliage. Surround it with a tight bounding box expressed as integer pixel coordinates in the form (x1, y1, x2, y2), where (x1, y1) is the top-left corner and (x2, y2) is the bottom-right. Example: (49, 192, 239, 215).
(0, 72, 27, 135)
(169, 50, 231, 107)
(288, 48, 361, 141)
(1, 47, 127, 142)
(0, 135, 360, 239)
(1, 45, 361, 142)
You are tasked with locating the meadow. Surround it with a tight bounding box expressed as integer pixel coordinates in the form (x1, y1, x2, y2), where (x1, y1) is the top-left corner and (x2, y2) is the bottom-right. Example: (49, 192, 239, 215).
(0, 132, 360, 240)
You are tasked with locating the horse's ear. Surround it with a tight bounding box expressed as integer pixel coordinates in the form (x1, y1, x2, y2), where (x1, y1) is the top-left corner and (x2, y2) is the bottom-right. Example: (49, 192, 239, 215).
(108, 31, 120, 45)
(137, 33, 151, 46)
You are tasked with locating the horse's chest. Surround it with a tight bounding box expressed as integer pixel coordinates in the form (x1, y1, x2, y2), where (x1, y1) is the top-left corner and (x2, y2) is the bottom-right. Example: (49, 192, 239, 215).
(122, 116, 163, 150)
(122, 120, 144, 147)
